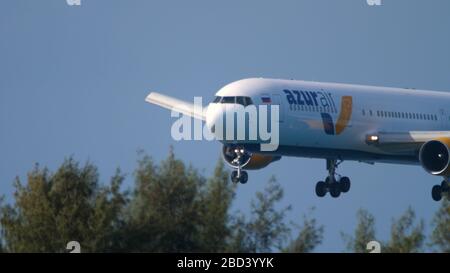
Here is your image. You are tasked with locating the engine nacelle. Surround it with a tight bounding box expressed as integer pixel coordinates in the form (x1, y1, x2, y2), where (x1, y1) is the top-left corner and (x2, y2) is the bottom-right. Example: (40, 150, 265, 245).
(222, 145, 281, 170)
(419, 138, 450, 176)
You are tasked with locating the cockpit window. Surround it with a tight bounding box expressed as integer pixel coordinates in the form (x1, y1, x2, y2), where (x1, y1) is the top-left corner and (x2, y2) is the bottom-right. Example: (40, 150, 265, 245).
(236, 96, 246, 106)
(244, 97, 253, 106)
(221, 96, 236, 104)
(214, 96, 253, 106)
(236, 96, 253, 106)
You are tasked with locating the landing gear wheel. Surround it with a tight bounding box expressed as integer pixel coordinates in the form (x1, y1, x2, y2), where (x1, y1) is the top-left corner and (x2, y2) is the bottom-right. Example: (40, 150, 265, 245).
(329, 183, 341, 198)
(316, 159, 352, 199)
(339, 177, 351, 193)
(240, 171, 248, 184)
(441, 181, 449, 192)
(231, 170, 239, 184)
(432, 185, 442, 202)
(315, 181, 327, 197)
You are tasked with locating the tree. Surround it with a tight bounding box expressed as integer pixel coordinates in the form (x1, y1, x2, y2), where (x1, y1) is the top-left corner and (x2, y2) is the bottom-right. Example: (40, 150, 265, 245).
(0, 159, 127, 252)
(286, 208, 324, 253)
(342, 209, 376, 253)
(430, 199, 450, 252)
(125, 148, 206, 252)
(198, 159, 236, 252)
(384, 207, 425, 253)
(0, 196, 3, 253)
(229, 176, 291, 253)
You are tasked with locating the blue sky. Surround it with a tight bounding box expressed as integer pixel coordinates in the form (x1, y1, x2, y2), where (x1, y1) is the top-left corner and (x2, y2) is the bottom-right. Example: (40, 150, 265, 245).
(1, 0, 450, 252)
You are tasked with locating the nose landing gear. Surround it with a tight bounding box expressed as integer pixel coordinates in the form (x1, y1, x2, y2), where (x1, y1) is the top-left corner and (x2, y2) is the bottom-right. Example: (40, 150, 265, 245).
(231, 169, 248, 184)
(315, 159, 351, 198)
(229, 147, 249, 184)
(431, 180, 449, 201)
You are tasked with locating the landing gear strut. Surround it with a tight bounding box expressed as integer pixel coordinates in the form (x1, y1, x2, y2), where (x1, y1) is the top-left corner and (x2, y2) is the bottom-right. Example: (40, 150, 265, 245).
(229, 148, 248, 184)
(431, 179, 449, 201)
(315, 159, 351, 198)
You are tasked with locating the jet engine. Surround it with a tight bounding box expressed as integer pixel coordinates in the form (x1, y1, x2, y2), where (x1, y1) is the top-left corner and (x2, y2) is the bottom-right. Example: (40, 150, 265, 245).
(419, 138, 450, 176)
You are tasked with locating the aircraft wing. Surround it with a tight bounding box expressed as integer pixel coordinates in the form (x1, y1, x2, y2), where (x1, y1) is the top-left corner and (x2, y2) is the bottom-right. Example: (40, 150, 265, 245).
(145, 92, 206, 121)
(367, 131, 450, 153)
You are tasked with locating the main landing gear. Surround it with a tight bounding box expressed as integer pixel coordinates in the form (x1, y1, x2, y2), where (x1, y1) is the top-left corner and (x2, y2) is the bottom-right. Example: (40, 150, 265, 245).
(315, 159, 351, 198)
(229, 148, 249, 184)
(431, 179, 449, 201)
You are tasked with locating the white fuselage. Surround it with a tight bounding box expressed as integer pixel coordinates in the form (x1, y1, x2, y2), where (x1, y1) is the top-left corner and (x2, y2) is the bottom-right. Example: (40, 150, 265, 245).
(206, 78, 450, 165)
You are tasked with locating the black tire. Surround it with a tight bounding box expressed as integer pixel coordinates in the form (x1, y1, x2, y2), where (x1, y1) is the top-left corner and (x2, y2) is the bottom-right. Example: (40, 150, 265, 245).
(432, 185, 442, 202)
(441, 181, 449, 192)
(315, 181, 327, 197)
(330, 183, 341, 198)
(231, 170, 239, 184)
(340, 176, 351, 193)
(240, 171, 248, 184)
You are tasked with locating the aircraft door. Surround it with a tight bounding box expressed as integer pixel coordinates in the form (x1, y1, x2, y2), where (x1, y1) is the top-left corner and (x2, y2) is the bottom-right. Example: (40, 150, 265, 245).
(439, 108, 448, 130)
(271, 94, 284, 123)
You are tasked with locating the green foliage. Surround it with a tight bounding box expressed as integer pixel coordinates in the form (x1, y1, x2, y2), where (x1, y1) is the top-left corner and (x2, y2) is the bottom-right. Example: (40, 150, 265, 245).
(342, 209, 377, 253)
(1, 149, 448, 253)
(430, 199, 450, 252)
(384, 207, 425, 253)
(125, 148, 206, 252)
(198, 160, 236, 252)
(0, 159, 127, 252)
(343, 207, 425, 253)
(286, 208, 324, 253)
(229, 176, 291, 253)
(124, 149, 236, 252)
(0, 196, 3, 253)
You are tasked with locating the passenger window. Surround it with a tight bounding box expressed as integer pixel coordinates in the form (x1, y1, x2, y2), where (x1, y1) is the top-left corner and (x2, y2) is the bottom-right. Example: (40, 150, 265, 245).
(245, 97, 253, 106)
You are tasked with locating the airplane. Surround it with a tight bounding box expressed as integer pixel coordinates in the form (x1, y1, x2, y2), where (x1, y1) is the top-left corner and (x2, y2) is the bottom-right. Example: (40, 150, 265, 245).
(146, 78, 450, 202)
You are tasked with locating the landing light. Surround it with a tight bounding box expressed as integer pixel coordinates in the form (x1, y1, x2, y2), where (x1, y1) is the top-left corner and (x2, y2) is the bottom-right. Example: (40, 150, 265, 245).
(366, 135, 379, 144)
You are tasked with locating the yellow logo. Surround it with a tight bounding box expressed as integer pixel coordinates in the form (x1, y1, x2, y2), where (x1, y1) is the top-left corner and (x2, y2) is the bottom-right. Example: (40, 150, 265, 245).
(335, 96, 352, 135)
